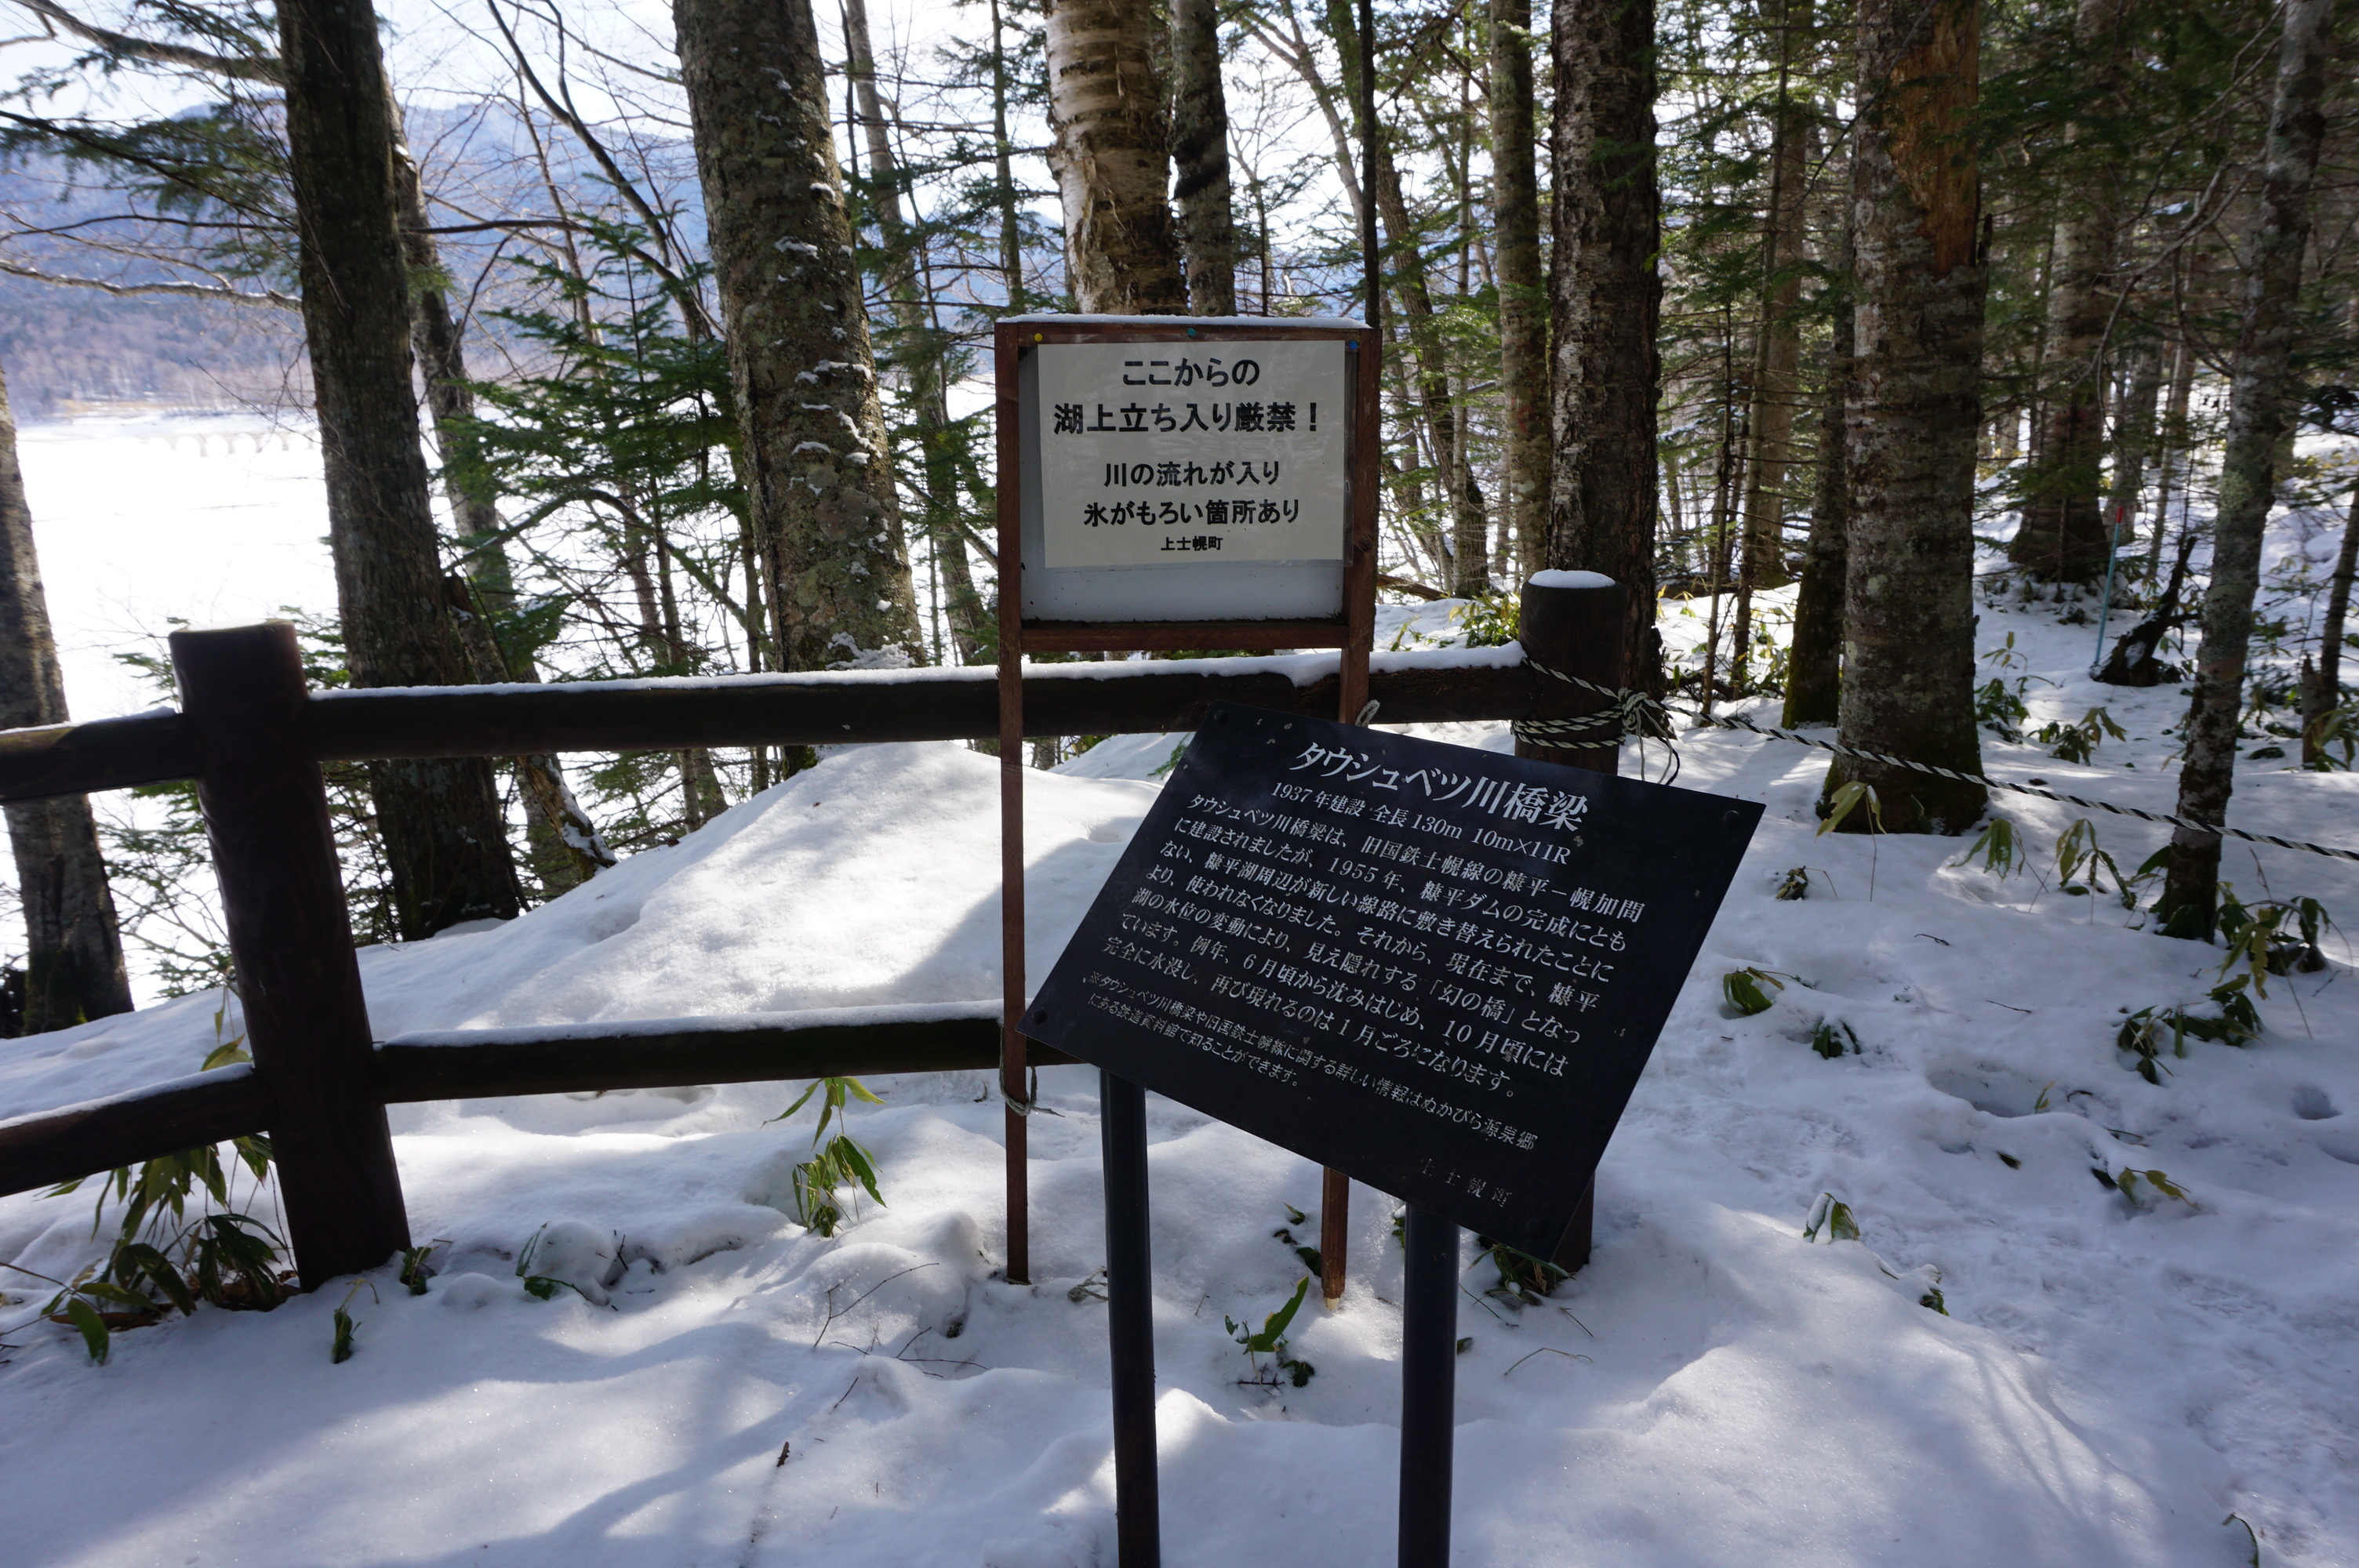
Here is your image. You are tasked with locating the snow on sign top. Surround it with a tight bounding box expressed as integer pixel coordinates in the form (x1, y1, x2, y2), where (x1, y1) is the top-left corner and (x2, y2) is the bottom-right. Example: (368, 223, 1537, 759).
(1035, 339, 1351, 568)
(1025, 703, 1762, 1257)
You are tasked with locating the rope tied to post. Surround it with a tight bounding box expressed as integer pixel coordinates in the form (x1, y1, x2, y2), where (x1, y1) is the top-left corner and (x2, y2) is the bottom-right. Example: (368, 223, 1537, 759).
(1513, 655, 1681, 780)
(1513, 652, 2359, 866)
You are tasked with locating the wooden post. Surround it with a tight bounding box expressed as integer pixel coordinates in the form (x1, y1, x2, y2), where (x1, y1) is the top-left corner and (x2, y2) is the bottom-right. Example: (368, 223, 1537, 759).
(170, 622, 410, 1289)
(1321, 333, 1382, 1310)
(1512, 571, 1626, 1270)
(997, 324, 1031, 1286)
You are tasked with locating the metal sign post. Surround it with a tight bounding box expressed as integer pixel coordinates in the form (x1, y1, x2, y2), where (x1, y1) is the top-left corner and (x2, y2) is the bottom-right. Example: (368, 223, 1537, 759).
(1026, 691, 1762, 1565)
(994, 314, 1380, 1288)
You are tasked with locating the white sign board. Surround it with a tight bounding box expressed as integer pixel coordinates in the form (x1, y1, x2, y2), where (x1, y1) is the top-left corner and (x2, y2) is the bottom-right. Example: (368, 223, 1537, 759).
(1035, 339, 1351, 568)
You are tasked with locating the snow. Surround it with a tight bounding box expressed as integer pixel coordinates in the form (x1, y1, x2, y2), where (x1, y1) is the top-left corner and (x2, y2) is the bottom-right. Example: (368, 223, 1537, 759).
(1527, 568, 1617, 590)
(0, 1061, 255, 1135)
(313, 641, 1521, 702)
(382, 1001, 1002, 1051)
(8, 488, 2359, 1564)
(13, 412, 336, 724)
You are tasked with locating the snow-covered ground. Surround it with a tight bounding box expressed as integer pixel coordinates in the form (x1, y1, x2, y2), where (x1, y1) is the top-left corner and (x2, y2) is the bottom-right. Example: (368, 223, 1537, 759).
(16, 411, 338, 725)
(5, 420, 2359, 1565)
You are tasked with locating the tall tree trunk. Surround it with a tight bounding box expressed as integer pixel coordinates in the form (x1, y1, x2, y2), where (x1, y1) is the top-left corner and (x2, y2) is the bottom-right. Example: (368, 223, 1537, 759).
(990, 0, 1027, 314)
(1328, 0, 1489, 597)
(392, 133, 606, 893)
(1829, 0, 1987, 835)
(2162, 0, 2336, 932)
(1171, 0, 1238, 315)
(844, 0, 988, 662)
(2299, 485, 2359, 766)
(0, 354, 133, 1030)
(1784, 207, 1853, 727)
(1383, 335, 1452, 579)
(278, 0, 519, 938)
(1739, 0, 1809, 606)
(675, 0, 925, 673)
(1548, 0, 1663, 686)
(1492, 0, 1549, 583)
(1043, 0, 1187, 314)
(2104, 337, 2163, 561)
(2008, 0, 2132, 585)
(2143, 332, 2196, 583)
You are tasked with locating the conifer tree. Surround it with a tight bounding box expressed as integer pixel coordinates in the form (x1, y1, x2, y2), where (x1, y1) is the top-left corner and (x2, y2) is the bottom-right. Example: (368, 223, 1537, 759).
(2161, 0, 2338, 934)
(674, 0, 925, 672)
(1549, 0, 1664, 682)
(278, 0, 522, 932)
(1826, 0, 1986, 833)
(1172, 0, 1238, 315)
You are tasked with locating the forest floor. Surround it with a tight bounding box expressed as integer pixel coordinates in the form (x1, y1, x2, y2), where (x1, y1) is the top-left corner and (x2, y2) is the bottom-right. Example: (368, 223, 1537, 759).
(5, 485, 2359, 1564)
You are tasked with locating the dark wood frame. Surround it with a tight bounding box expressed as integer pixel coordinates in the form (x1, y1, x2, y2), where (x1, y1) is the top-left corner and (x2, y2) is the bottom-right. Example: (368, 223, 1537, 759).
(992, 314, 1380, 1287)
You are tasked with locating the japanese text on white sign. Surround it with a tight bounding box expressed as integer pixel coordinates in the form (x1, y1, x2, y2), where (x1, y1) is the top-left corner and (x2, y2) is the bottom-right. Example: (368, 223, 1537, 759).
(1036, 339, 1350, 568)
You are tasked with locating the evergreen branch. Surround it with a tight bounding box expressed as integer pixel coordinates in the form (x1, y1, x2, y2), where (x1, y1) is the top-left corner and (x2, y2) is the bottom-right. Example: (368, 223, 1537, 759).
(6, 0, 282, 83)
(0, 107, 285, 223)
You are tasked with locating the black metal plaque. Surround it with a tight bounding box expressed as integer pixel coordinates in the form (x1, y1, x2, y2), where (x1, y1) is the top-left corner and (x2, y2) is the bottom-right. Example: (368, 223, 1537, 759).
(1023, 702, 1761, 1257)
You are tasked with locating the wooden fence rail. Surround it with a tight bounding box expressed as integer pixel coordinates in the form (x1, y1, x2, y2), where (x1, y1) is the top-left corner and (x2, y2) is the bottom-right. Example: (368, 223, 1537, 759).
(1, 648, 1539, 804)
(0, 587, 1617, 1288)
(0, 1008, 1078, 1201)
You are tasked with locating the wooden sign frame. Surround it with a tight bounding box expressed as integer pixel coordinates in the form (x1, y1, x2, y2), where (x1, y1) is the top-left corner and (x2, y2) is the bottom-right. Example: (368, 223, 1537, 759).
(994, 314, 1381, 1286)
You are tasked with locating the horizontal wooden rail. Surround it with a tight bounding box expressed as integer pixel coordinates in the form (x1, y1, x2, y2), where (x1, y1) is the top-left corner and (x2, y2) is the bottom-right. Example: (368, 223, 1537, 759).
(300, 649, 1523, 761)
(0, 710, 202, 804)
(0, 1065, 274, 1198)
(0, 647, 1531, 804)
(0, 1011, 1072, 1199)
(374, 1007, 1075, 1101)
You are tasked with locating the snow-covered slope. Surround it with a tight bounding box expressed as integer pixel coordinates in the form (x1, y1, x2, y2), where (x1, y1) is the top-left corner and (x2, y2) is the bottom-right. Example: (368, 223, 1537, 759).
(4, 593, 2358, 1566)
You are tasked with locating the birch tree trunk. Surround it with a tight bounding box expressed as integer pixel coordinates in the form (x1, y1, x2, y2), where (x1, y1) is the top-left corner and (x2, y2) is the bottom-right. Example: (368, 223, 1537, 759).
(844, 0, 988, 662)
(1828, 0, 1986, 835)
(2008, 0, 2132, 585)
(1548, 0, 1663, 685)
(2161, 0, 2337, 933)
(1491, 0, 1550, 580)
(1043, 0, 1187, 314)
(278, 0, 520, 938)
(1784, 208, 1852, 728)
(1170, 0, 1238, 315)
(0, 354, 134, 1030)
(675, 0, 925, 673)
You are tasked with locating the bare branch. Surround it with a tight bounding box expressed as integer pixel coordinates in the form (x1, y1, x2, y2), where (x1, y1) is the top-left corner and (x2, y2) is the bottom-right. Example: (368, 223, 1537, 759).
(0, 256, 296, 308)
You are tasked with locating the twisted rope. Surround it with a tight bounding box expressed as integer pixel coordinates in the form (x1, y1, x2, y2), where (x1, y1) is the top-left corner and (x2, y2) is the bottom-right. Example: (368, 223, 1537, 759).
(1516, 655, 2359, 866)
